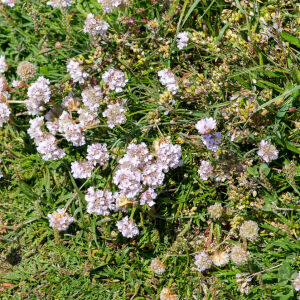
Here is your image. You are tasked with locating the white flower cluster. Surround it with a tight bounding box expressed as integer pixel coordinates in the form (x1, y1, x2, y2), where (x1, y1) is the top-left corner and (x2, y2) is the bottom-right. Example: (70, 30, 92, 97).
(293, 271, 300, 292)
(116, 216, 139, 238)
(28, 116, 66, 161)
(257, 140, 278, 163)
(194, 251, 212, 272)
(85, 187, 115, 215)
(102, 68, 128, 93)
(103, 103, 127, 128)
(195, 118, 222, 152)
(1, 0, 17, 7)
(176, 32, 189, 50)
(156, 142, 183, 172)
(0, 56, 8, 73)
(197, 160, 213, 180)
(140, 188, 157, 207)
(48, 208, 74, 232)
(47, 0, 73, 8)
(71, 143, 109, 179)
(67, 59, 88, 84)
(27, 76, 51, 115)
(157, 69, 179, 95)
(84, 14, 109, 37)
(0, 102, 10, 127)
(97, 0, 123, 13)
(81, 86, 102, 112)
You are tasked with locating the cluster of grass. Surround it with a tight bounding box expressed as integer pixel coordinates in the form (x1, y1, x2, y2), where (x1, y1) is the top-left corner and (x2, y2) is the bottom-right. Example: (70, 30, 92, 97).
(0, 0, 300, 299)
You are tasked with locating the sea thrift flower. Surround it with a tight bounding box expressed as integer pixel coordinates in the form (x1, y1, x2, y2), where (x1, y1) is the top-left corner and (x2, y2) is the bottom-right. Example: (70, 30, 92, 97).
(85, 187, 115, 216)
(36, 134, 66, 161)
(116, 216, 139, 238)
(27, 76, 51, 115)
(46, 120, 59, 135)
(230, 245, 249, 265)
(157, 69, 179, 94)
(194, 251, 212, 272)
(0, 75, 7, 94)
(293, 272, 300, 291)
(212, 251, 229, 267)
(150, 258, 165, 275)
(142, 163, 165, 188)
(201, 132, 222, 152)
(0, 56, 8, 73)
(114, 192, 137, 211)
(156, 143, 182, 172)
(47, 0, 73, 8)
(197, 160, 213, 180)
(140, 188, 157, 207)
(207, 203, 223, 219)
(102, 68, 128, 92)
(48, 208, 74, 232)
(78, 108, 99, 128)
(17, 61, 36, 81)
(86, 143, 109, 166)
(176, 32, 189, 50)
(1, 0, 17, 7)
(257, 140, 278, 163)
(103, 103, 126, 128)
(97, 0, 123, 13)
(67, 59, 88, 84)
(195, 117, 216, 135)
(28, 116, 45, 142)
(71, 161, 94, 179)
(81, 86, 102, 112)
(0, 103, 10, 127)
(239, 220, 259, 242)
(160, 287, 178, 300)
(83, 14, 109, 37)
(12, 80, 22, 88)
(113, 168, 142, 199)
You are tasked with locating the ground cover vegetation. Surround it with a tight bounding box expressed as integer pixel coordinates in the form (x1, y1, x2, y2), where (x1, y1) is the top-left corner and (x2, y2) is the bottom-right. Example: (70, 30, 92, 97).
(0, 0, 299, 299)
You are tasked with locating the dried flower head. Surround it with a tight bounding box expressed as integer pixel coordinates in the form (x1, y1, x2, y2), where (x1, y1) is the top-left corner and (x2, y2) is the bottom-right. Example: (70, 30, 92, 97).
(17, 61, 36, 81)
(212, 251, 229, 267)
(239, 220, 259, 242)
(48, 208, 74, 231)
(207, 203, 223, 219)
(194, 251, 212, 272)
(257, 140, 278, 163)
(150, 258, 166, 275)
(103, 103, 126, 128)
(198, 160, 213, 180)
(0, 56, 8, 73)
(160, 287, 178, 300)
(116, 216, 139, 238)
(81, 86, 102, 112)
(230, 245, 249, 265)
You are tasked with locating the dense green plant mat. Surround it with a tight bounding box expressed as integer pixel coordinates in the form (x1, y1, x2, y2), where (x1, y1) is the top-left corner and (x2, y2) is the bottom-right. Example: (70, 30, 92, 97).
(0, 0, 299, 299)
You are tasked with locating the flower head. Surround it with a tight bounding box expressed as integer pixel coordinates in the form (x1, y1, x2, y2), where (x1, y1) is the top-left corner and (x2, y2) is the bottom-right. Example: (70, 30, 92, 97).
(140, 188, 157, 207)
(201, 132, 222, 152)
(195, 117, 217, 135)
(71, 161, 94, 179)
(102, 68, 128, 92)
(230, 245, 249, 265)
(293, 272, 300, 291)
(177, 32, 189, 50)
(150, 258, 165, 275)
(239, 220, 259, 242)
(48, 208, 74, 231)
(198, 160, 213, 180)
(97, 0, 123, 13)
(86, 143, 109, 166)
(103, 103, 126, 128)
(0, 103, 10, 127)
(0, 56, 8, 73)
(160, 287, 178, 300)
(84, 14, 109, 37)
(67, 59, 88, 84)
(47, 0, 73, 8)
(17, 61, 36, 81)
(207, 203, 223, 219)
(212, 251, 229, 267)
(116, 216, 139, 238)
(194, 251, 212, 272)
(156, 143, 182, 172)
(157, 69, 179, 95)
(257, 140, 278, 163)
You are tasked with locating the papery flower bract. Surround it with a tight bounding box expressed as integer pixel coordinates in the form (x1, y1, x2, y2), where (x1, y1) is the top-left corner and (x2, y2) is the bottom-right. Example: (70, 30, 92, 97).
(257, 140, 278, 163)
(194, 251, 212, 272)
(103, 103, 126, 128)
(71, 161, 94, 179)
(86, 143, 109, 166)
(195, 117, 216, 135)
(197, 160, 213, 180)
(201, 132, 222, 152)
(48, 208, 74, 232)
(140, 188, 157, 207)
(157, 69, 179, 95)
(67, 59, 88, 84)
(0, 102, 10, 127)
(239, 220, 259, 242)
(85, 187, 115, 216)
(176, 32, 189, 50)
(0, 56, 8, 73)
(150, 258, 165, 275)
(230, 245, 249, 265)
(84, 14, 109, 37)
(212, 251, 229, 267)
(102, 68, 127, 92)
(116, 216, 139, 238)
(17, 61, 36, 81)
